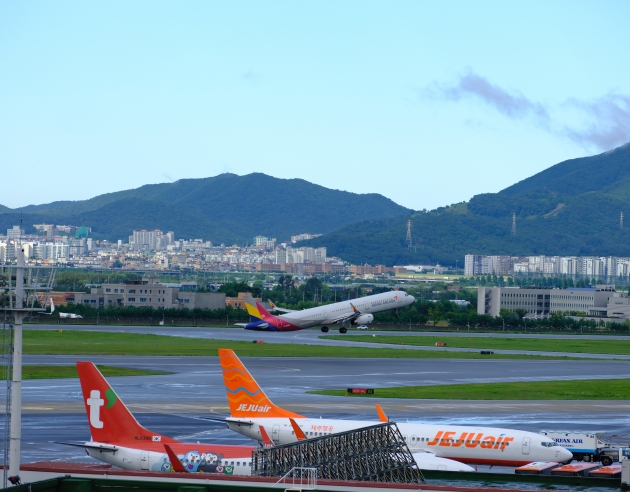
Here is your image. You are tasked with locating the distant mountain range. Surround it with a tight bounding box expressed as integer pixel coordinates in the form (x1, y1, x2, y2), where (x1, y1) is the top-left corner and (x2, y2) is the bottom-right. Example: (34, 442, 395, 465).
(0, 173, 410, 244)
(306, 142, 630, 266)
(3, 143, 630, 266)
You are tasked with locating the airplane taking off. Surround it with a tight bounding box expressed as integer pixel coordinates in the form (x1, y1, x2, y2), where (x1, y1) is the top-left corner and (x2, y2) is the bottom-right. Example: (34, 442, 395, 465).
(240, 291, 415, 333)
(65, 362, 255, 474)
(219, 349, 573, 467)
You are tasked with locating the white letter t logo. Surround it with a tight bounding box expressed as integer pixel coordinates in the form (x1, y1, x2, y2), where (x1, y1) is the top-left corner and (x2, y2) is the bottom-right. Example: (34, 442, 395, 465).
(87, 390, 104, 428)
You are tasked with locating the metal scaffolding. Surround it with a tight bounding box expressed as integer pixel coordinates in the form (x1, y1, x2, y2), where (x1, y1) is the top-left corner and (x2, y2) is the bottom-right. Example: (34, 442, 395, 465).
(252, 422, 424, 484)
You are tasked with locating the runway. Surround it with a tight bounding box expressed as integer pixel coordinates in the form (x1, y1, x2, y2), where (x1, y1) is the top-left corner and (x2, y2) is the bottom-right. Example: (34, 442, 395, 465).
(23, 325, 630, 360)
(6, 325, 630, 466)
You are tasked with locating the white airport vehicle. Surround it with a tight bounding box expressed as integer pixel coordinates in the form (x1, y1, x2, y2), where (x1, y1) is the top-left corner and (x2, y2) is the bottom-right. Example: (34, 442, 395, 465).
(540, 431, 630, 466)
(219, 349, 573, 467)
(239, 291, 415, 333)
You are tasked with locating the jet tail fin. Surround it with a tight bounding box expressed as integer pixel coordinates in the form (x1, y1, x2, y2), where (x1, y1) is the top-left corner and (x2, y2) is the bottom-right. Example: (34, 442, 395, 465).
(219, 349, 304, 419)
(50, 298, 55, 314)
(243, 296, 274, 322)
(76, 361, 178, 444)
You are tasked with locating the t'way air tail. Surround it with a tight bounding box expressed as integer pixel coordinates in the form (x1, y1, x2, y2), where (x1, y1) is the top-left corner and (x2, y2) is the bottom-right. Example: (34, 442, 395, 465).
(62, 361, 255, 474)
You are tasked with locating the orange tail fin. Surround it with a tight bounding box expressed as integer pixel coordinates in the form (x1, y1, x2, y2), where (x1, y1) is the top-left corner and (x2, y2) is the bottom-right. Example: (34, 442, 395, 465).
(219, 349, 304, 419)
(76, 361, 177, 444)
(289, 418, 307, 440)
(376, 404, 389, 423)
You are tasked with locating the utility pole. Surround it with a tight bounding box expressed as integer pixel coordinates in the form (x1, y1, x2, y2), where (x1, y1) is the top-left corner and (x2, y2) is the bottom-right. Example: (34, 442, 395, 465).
(8, 245, 24, 479)
(621, 212, 624, 229)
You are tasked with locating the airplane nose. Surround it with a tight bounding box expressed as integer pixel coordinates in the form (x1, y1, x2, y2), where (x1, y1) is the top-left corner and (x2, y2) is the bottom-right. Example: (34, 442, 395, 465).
(559, 448, 573, 462)
(410, 295, 416, 304)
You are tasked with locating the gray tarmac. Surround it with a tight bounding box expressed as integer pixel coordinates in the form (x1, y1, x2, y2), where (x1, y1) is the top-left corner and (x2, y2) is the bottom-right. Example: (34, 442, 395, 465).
(23, 324, 630, 359)
(5, 324, 630, 465)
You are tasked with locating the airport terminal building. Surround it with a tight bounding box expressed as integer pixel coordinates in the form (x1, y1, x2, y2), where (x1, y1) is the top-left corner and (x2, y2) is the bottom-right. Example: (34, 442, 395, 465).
(72, 278, 226, 310)
(477, 284, 627, 318)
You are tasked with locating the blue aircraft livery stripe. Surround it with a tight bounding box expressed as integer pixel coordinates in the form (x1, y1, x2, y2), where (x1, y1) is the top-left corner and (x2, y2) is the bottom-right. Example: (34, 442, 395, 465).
(225, 387, 262, 396)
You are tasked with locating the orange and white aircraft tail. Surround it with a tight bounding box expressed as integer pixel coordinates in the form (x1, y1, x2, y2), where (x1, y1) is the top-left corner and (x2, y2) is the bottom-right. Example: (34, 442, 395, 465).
(76, 361, 177, 444)
(219, 349, 304, 419)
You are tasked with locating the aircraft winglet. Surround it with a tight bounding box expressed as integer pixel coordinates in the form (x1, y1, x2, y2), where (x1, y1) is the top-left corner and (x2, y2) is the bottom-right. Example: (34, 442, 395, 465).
(164, 444, 187, 473)
(289, 418, 307, 440)
(376, 404, 389, 423)
(259, 426, 274, 447)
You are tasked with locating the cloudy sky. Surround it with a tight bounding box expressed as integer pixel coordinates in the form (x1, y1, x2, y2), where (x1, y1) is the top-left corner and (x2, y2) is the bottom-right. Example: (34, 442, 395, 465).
(1, 1, 629, 210)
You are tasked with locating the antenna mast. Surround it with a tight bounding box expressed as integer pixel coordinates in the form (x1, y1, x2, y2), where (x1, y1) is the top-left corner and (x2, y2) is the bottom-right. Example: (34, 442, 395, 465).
(406, 220, 412, 249)
(621, 212, 624, 229)
(511, 213, 516, 236)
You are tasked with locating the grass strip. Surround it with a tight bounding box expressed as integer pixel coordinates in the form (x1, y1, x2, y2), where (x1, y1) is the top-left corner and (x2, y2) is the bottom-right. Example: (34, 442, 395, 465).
(309, 378, 630, 400)
(3, 365, 172, 380)
(22, 329, 582, 359)
(324, 334, 630, 355)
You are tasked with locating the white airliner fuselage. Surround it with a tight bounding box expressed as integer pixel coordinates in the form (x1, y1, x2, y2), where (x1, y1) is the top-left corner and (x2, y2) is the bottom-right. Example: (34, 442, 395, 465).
(226, 417, 572, 467)
(244, 291, 415, 332)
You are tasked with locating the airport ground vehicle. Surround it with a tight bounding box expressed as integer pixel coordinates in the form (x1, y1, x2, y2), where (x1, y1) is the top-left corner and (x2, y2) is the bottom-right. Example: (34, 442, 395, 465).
(539, 431, 621, 464)
(219, 349, 573, 467)
(69, 362, 255, 473)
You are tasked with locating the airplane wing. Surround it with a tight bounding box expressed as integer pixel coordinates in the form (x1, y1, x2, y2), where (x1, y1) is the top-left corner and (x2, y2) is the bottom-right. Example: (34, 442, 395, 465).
(195, 416, 255, 427)
(328, 302, 362, 325)
(269, 300, 296, 313)
(56, 442, 118, 453)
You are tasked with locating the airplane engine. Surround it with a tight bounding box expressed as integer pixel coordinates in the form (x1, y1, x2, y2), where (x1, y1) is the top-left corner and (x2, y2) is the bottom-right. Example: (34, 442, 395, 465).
(353, 314, 374, 325)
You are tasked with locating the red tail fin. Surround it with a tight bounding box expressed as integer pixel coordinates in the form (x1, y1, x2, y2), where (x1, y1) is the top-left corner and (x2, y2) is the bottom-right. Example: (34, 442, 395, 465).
(76, 361, 177, 444)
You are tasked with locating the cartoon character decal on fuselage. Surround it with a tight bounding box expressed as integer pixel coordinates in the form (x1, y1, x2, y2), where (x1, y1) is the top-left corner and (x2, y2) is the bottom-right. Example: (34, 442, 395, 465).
(74, 361, 255, 474)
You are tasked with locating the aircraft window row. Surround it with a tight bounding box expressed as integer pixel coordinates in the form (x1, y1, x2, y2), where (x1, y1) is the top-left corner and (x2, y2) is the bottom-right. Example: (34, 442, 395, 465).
(222, 461, 252, 466)
(541, 442, 558, 447)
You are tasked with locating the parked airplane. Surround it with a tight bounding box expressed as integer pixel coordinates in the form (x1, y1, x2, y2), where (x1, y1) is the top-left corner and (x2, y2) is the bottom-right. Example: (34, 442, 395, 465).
(240, 291, 415, 333)
(219, 349, 573, 467)
(48, 298, 83, 319)
(63, 361, 255, 474)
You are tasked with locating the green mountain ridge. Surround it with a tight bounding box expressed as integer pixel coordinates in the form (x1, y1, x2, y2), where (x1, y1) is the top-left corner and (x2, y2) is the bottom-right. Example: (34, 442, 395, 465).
(306, 142, 630, 265)
(0, 173, 410, 244)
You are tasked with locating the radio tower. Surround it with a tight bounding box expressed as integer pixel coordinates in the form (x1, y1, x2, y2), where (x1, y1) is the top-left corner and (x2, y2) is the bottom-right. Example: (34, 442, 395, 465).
(621, 212, 624, 229)
(406, 220, 412, 248)
(511, 213, 516, 236)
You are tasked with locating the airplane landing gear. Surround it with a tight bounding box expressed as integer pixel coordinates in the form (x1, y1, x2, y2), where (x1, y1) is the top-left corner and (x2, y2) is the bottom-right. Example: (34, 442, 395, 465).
(321, 326, 329, 333)
(394, 308, 400, 318)
(339, 327, 347, 334)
